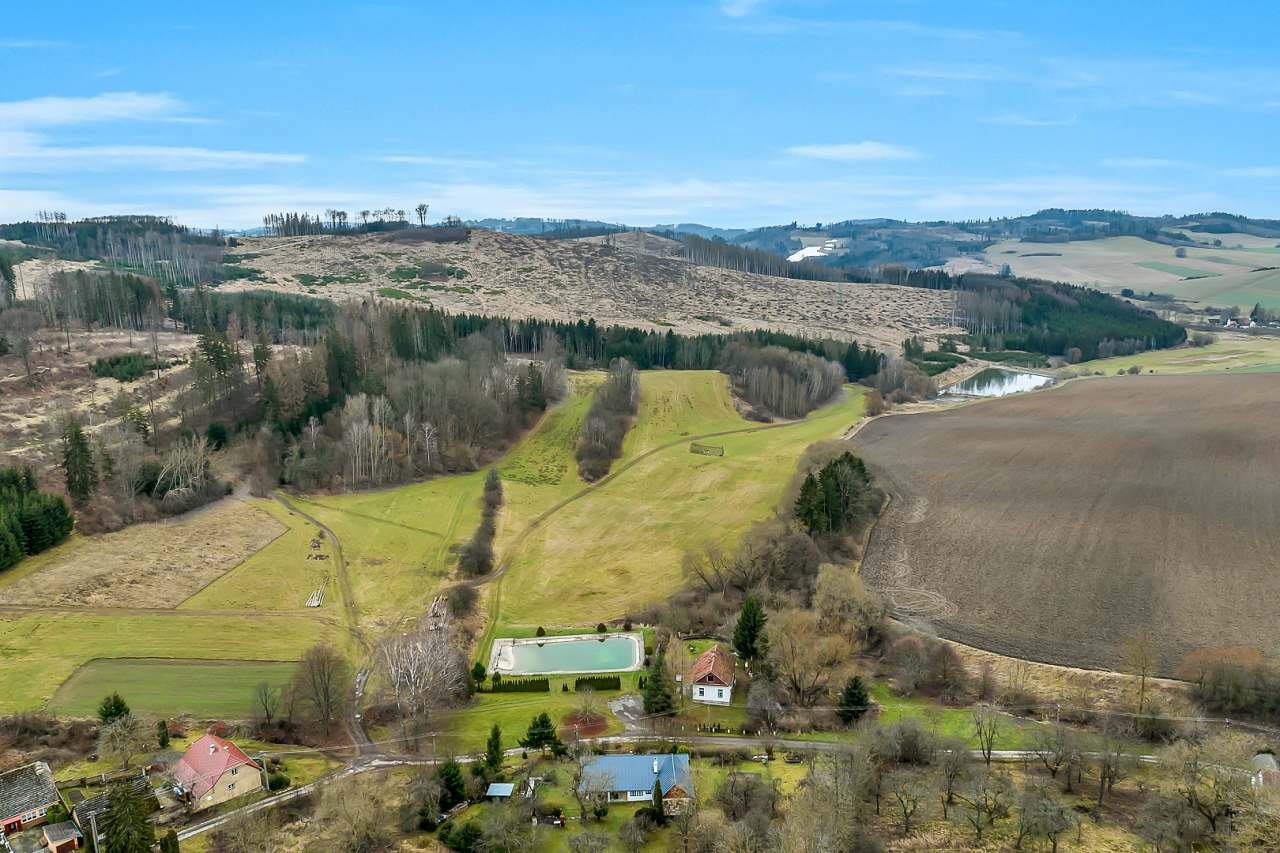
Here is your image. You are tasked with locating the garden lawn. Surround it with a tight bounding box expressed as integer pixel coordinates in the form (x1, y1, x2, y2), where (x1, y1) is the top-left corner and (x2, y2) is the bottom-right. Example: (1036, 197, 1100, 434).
(180, 499, 335, 613)
(49, 659, 297, 719)
(497, 383, 866, 627)
(0, 612, 329, 713)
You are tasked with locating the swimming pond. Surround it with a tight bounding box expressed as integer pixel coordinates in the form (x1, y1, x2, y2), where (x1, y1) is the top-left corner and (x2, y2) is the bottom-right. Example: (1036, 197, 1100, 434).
(488, 632, 644, 675)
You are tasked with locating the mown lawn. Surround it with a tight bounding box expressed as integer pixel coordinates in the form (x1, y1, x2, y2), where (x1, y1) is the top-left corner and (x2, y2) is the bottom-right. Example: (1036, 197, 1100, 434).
(49, 659, 298, 719)
(0, 612, 329, 714)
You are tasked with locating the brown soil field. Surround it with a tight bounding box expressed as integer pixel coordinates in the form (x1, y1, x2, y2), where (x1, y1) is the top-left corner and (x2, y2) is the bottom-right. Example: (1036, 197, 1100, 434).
(224, 230, 958, 353)
(0, 498, 285, 607)
(855, 374, 1280, 672)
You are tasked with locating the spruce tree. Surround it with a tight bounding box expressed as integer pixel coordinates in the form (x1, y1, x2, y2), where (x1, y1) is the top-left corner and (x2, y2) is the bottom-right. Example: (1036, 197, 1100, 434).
(484, 723, 503, 774)
(795, 471, 824, 535)
(651, 779, 666, 824)
(837, 675, 870, 725)
(61, 422, 97, 504)
(159, 830, 180, 853)
(100, 783, 155, 853)
(642, 650, 674, 716)
(98, 692, 130, 724)
(437, 759, 466, 810)
(733, 596, 767, 661)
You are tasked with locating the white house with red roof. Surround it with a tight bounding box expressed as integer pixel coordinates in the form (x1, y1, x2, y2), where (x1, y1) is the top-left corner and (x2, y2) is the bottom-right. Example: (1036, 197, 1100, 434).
(688, 645, 736, 705)
(172, 734, 263, 811)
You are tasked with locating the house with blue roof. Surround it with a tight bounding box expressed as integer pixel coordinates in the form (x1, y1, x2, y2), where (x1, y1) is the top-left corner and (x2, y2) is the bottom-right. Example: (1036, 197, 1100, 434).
(577, 754, 694, 815)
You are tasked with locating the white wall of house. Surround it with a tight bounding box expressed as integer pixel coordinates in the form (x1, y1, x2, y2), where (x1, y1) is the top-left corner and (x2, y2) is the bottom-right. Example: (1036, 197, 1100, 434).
(692, 682, 732, 705)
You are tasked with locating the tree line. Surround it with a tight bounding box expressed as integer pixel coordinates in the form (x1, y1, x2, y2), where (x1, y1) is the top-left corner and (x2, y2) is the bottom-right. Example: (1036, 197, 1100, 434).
(722, 344, 846, 419)
(0, 466, 73, 571)
(575, 358, 640, 481)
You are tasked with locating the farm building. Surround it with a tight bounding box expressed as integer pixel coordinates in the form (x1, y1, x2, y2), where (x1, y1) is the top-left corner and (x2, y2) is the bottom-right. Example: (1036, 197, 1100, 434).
(577, 754, 693, 815)
(689, 645, 735, 705)
(172, 734, 263, 811)
(0, 762, 60, 836)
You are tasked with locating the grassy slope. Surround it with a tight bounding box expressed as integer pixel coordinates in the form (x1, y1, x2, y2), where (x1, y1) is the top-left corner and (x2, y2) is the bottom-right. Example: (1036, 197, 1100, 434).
(50, 659, 296, 718)
(1074, 333, 1280, 375)
(497, 372, 865, 627)
(180, 499, 335, 612)
(0, 613, 329, 713)
(290, 472, 484, 632)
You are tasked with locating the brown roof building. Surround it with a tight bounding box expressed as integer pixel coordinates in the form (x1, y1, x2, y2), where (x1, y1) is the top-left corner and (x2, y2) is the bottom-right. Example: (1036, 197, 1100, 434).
(689, 645, 735, 705)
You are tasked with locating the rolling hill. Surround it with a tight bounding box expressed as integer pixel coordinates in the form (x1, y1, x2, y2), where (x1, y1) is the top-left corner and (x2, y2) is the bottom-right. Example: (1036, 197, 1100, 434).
(220, 228, 959, 352)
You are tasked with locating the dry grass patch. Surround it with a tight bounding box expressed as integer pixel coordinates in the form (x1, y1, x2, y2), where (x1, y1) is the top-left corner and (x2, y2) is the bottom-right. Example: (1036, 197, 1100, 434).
(0, 498, 285, 608)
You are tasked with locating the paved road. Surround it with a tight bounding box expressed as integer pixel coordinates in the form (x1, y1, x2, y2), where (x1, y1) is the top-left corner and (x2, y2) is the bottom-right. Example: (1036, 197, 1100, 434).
(173, 732, 1160, 841)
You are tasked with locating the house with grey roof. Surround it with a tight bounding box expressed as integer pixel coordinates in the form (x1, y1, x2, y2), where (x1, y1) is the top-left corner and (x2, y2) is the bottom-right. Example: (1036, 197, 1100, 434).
(0, 762, 60, 837)
(577, 754, 693, 815)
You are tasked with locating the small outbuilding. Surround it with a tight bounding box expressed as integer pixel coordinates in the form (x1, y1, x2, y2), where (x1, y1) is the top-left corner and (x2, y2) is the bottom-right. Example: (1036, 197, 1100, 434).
(484, 783, 515, 801)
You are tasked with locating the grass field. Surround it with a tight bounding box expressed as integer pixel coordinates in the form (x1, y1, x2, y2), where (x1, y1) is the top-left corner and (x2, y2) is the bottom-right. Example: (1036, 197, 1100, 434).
(180, 499, 335, 612)
(495, 372, 865, 627)
(856, 373, 1280, 671)
(50, 659, 297, 718)
(0, 612, 330, 713)
(290, 471, 484, 631)
(984, 235, 1280, 307)
(1073, 332, 1280, 374)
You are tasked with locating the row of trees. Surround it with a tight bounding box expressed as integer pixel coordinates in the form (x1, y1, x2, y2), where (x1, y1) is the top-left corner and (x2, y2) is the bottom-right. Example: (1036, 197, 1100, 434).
(262, 205, 435, 236)
(575, 359, 639, 481)
(458, 470, 503, 576)
(722, 345, 846, 420)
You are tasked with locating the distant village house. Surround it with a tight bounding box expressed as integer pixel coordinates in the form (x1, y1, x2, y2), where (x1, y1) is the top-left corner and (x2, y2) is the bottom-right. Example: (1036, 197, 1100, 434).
(689, 644, 735, 705)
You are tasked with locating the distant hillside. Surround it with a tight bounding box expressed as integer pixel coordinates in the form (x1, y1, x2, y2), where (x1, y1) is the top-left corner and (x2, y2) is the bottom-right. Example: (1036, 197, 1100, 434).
(218, 228, 958, 352)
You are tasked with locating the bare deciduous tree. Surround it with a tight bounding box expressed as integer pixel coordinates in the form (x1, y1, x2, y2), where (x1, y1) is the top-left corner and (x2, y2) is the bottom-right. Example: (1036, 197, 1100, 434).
(295, 643, 350, 736)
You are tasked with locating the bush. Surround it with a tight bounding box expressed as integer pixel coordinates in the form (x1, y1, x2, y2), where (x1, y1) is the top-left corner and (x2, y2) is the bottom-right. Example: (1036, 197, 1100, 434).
(596, 622, 607, 633)
(91, 351, 162, 382)
(204, 421, 229, 450)
(448, 585, 477, 617)
(535, 626, 546, 637)
(874, 718, 936, 765)
(268, 771, 291, 791)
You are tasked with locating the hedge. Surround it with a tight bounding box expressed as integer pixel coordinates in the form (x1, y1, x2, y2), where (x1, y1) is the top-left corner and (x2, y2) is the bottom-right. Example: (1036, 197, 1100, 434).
(574, 676, 621, 692)
(486, 677, 550, 693)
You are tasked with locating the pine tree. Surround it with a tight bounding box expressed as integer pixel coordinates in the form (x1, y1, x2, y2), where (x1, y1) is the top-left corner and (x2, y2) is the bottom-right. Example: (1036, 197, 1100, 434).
(795, 471, 825, 535)
(837, 675, 870, 725)
(100, 782, 155, 853)
(520, 712, 562, 756)
(485, 723, 503, 774)
(651, 778, 666, 824)
(99, 692, 130, 724)
(62, 422, 97, 504)
(156, 719, 170, 749)
(733, 596, 767, 661)
(642, 650, 674, 716)
(437, 759, 466, 810)
(159, 830, 180, 853)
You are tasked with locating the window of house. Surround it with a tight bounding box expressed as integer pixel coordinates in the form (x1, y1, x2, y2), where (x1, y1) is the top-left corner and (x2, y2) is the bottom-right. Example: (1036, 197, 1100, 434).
(231, 767, 238, 775)
(717, 688, 724, 698)
(696, 687, 704, 697)
(228, 782, 236, 791)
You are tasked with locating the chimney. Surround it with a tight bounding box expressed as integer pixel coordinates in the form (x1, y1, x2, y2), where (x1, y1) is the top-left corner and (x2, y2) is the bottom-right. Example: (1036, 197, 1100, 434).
(208, 744, 216, 755)
(652, 758, 659, 775)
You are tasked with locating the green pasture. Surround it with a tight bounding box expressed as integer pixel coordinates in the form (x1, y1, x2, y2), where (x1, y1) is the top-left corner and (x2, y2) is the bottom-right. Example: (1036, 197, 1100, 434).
(1072, 333, 1280, 375)
(50, 658, 297, 719)
(0, 612, 329, 714)
(1134, 261, 1219, 279)
(180, 499, 335, 613)
(290, 471, 484, 630)
(496, 374, 865, 627)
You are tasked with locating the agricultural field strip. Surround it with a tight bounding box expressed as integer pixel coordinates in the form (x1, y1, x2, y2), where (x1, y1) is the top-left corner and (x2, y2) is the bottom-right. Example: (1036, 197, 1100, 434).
(854, 373, 1280, 671)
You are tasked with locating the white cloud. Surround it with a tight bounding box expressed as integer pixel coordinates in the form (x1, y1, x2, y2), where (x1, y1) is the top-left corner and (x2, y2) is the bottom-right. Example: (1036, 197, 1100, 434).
(719, 0, 766, 17)
(0, 91, 184, 127)
(1102, 157, 1188, 169)
(0, 131, 304, 172)
(785, 142, 920, 162)
(982, 113, 1076, 128)
(376, 155, 495, 168)
(1222, 166, 1280, 178)
(885, 64, 1005, 82)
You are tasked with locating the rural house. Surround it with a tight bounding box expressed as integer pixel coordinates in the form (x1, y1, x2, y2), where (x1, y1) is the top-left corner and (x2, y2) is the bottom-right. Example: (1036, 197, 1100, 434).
(577, 754, 694, 815)
(0, 762, 60, 836)
(172, 734, 263, 811)
(689, 645, 735, 705)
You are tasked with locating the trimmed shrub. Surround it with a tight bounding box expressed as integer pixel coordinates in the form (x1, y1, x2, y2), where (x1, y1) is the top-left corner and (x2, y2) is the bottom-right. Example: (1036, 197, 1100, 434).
(574, 676, 621, 692)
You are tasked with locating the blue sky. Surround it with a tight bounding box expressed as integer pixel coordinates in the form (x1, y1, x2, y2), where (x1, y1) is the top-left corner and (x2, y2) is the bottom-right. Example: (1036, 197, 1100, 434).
(1, 0, 1277, 229)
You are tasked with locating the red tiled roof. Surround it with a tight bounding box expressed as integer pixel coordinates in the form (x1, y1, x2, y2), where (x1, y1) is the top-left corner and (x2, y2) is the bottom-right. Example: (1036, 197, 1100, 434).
(689, 645, 734, 687)
(173, 734, 259, 800)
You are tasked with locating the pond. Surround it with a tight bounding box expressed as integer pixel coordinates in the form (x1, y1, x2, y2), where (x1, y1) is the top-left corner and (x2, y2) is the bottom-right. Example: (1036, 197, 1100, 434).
(947, 367, 1055, 398)
(489, 633, 644, 675)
